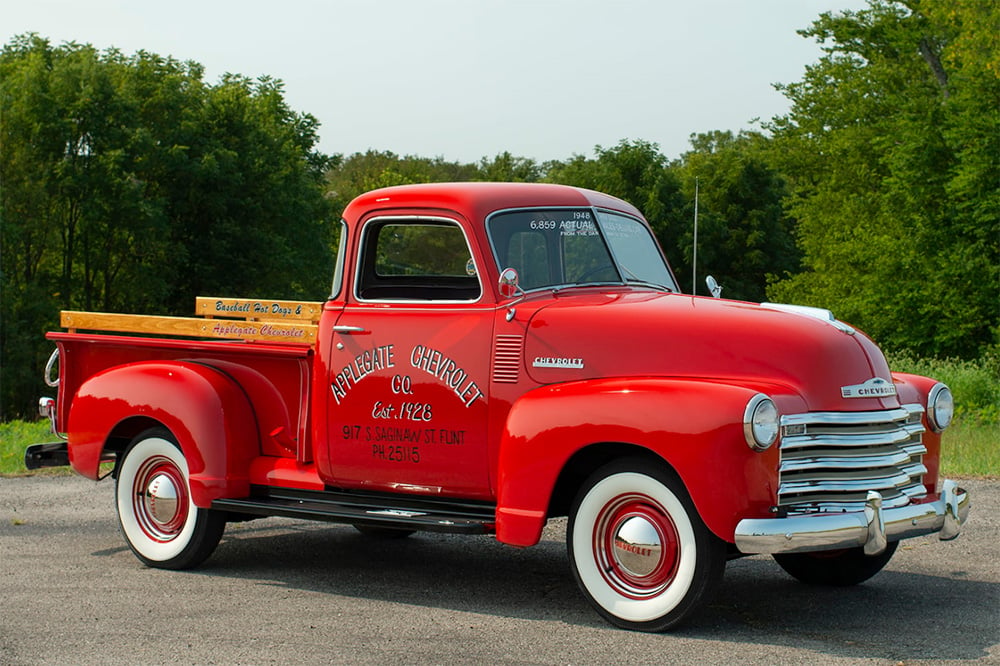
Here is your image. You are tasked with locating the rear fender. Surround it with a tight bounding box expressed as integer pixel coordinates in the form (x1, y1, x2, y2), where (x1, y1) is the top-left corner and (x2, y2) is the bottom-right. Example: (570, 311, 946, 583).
(495, 378, 782, 546)
(67, 361, 259, 506)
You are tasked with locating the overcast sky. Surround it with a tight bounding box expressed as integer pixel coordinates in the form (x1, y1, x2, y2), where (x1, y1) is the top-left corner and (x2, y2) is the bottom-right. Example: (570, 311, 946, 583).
(4, 0, 868, 164)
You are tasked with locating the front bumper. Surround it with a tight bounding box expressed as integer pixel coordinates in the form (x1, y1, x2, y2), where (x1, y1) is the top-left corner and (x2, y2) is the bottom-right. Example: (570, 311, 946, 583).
(735, 479, 970, 556)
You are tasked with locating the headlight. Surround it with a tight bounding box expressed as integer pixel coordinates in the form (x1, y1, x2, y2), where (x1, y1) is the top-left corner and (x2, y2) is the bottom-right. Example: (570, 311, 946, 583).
(927, 383, 954, 432)
(744, 394, 779, 451)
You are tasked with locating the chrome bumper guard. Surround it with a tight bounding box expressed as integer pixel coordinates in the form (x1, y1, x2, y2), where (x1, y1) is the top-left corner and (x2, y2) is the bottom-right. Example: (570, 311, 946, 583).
(735, 479, 970, 556)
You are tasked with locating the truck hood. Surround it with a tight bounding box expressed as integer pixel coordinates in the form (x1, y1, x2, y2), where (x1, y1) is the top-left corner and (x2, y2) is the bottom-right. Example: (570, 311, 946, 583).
(523, 290, 899, 413)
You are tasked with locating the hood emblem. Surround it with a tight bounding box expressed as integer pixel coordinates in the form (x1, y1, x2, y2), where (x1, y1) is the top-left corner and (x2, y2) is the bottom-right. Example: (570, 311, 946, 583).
(533, 357, 584, 369)
(841, 377, 897, 399)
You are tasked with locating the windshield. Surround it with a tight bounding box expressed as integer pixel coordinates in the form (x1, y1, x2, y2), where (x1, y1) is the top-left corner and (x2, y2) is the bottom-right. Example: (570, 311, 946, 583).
(487, 208, 676, 292)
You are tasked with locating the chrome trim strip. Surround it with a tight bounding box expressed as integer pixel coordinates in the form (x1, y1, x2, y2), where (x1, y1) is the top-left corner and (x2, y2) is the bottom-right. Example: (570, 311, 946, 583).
(779, 449, 914, 472)
(781, 407, 914, 427)
(779, 425, 924, 450)
(735, 480, 970, 554)
(353, 215, 484, 305)
(44, 348, 60, 387)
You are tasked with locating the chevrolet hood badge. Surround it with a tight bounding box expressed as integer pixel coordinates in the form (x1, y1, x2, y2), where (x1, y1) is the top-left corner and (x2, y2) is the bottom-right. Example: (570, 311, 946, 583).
(841, 377, 897, 399)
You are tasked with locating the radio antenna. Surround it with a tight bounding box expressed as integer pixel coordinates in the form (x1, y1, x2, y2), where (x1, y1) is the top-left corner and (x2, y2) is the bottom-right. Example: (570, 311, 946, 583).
(692, 177, 699, 295)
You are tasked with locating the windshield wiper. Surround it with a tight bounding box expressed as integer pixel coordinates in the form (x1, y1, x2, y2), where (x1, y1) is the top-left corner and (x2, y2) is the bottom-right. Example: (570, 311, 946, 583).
(617, 265, 673, 292)
(625, 279, 674, 293)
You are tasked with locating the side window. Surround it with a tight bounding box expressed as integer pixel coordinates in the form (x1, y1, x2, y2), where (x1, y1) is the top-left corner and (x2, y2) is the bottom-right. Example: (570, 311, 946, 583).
(358, 219, 481, 301)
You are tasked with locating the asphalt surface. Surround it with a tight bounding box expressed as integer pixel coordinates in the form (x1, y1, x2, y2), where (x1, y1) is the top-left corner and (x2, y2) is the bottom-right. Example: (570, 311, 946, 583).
(1, 475, 997, 665)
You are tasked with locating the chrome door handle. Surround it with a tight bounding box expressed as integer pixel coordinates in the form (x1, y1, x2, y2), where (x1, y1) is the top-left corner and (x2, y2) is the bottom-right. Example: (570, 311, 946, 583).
(333, 325, 369, 334)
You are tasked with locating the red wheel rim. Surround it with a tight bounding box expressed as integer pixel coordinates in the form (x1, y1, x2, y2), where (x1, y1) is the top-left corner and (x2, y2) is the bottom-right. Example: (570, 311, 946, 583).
(593, 493, 680, 599)
(131, 455, 189, 542)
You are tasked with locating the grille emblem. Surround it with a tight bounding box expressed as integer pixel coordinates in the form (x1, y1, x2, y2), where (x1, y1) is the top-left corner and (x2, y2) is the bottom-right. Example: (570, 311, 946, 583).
(841, 377, 897, 399)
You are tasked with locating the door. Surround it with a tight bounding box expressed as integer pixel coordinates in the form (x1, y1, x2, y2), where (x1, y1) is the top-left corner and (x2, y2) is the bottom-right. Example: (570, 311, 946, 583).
(325, 216, 493, 499)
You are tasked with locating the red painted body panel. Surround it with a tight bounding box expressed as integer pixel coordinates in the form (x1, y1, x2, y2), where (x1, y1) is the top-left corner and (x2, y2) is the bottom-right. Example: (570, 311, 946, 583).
(496, 378, 782, 546)
(523, 291, 897, 413)
(321, 302, 494, 498)
(892, 372, 945, 490)
(249, 456, 325, 490)
(65, 361, 258, 506)
(51, 332, 311, 505)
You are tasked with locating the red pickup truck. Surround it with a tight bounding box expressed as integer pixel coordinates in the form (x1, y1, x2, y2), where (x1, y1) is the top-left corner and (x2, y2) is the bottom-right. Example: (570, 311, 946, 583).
(28, 182, 969, 631)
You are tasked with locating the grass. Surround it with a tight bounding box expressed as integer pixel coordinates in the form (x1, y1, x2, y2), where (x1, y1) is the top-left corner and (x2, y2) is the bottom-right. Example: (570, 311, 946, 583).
(2, 351, 996, 478)
(1, 419, 67, 476)
(888, 351, 999, 479)
(941, 416, 999, 479)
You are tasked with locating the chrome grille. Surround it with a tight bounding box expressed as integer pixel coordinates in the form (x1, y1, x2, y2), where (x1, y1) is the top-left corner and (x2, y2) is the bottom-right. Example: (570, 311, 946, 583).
(778, 404, 927, 514)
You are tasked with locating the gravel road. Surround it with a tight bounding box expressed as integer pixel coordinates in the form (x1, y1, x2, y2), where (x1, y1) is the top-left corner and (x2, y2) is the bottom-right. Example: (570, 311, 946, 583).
(1, 475, 997, 665)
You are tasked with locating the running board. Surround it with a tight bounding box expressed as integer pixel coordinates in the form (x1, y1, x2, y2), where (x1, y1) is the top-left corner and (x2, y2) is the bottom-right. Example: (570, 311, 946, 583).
(212, 486, 496, 534)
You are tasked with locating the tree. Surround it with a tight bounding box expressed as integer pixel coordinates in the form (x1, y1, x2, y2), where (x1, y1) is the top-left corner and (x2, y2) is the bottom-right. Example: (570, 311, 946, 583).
(543, 138, 795, 301)
(671, 131, 799, 300)
(766, 1, 999, 358)
(323, 150, 479, 216)
(476, 151, 541, 182)
(162, 74, 335, 311)
(1, 35, 333, 418)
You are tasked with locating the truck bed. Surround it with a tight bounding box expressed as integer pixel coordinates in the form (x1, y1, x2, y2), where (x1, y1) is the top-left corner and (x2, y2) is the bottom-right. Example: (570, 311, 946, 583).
(48, 297, 325, 463)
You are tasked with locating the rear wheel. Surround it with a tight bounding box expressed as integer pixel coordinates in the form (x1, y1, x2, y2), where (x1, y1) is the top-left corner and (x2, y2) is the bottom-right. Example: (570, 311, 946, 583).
(115, 428, 225, 569)
(567, 459, 725, 632)
(773, 542, 899, 586)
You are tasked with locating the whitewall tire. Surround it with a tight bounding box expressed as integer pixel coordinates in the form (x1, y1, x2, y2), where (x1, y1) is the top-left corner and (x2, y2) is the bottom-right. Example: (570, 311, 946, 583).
(568, 459, 725, 632)
(115, 428, 225, 569)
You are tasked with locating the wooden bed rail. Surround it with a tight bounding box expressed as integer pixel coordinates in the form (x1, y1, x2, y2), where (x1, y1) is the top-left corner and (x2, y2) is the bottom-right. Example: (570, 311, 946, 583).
(195, 297, 323, 323)
(59, 297, 325, 344)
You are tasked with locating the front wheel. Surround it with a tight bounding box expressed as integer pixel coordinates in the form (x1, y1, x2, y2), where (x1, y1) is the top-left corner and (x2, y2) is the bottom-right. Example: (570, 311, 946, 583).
(115, 428, 226, 569)
(567, 459, 726, 632)
(773, 542, 899, 586)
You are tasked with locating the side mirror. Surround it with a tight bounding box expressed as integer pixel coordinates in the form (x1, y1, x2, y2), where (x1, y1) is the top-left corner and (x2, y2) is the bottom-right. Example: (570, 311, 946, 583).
(498, 267, 522, 300)
(498, 268, 525, 321)
(706, 275, 723, 299)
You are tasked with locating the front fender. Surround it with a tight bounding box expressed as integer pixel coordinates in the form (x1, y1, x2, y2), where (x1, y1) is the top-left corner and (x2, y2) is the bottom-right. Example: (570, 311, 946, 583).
(67, 361, 259, 506)
(892, 372, 945, 490)
(495, 378, 783, 546)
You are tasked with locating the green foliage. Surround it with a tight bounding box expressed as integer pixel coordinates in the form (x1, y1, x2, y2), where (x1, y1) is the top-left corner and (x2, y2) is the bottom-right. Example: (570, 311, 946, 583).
(888, 350, 1000, 423)
(669, 131, 798, 299)
(1, 34, 334, 418)
(766, 0, 999, 359)
(0, 420, 55, 476)
(941, 418, 999, 479)
(323, 149, 480, 216)
(476, 151, 542, 183)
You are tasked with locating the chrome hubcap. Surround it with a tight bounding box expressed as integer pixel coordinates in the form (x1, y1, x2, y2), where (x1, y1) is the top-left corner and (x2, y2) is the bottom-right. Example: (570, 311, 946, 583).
(612, 515, 663, 577)
(132, 455, 188, 542)
(144, 472, 180, 527)
(595, 494, 680, 599)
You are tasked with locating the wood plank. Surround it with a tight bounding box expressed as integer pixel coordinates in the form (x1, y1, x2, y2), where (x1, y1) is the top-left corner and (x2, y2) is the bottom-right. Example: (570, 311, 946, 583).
(60, 311, 317, 345)
(195, 297, 323, 322)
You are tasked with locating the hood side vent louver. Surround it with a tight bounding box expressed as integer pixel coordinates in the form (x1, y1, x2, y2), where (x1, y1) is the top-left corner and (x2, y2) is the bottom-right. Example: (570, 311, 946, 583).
(493, 335, 524, 383)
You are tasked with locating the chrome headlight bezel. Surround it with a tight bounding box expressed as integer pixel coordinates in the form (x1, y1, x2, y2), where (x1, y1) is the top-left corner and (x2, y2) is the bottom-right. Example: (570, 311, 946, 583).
(927, 383, 954, 433)
(744, 394, 779, 451)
